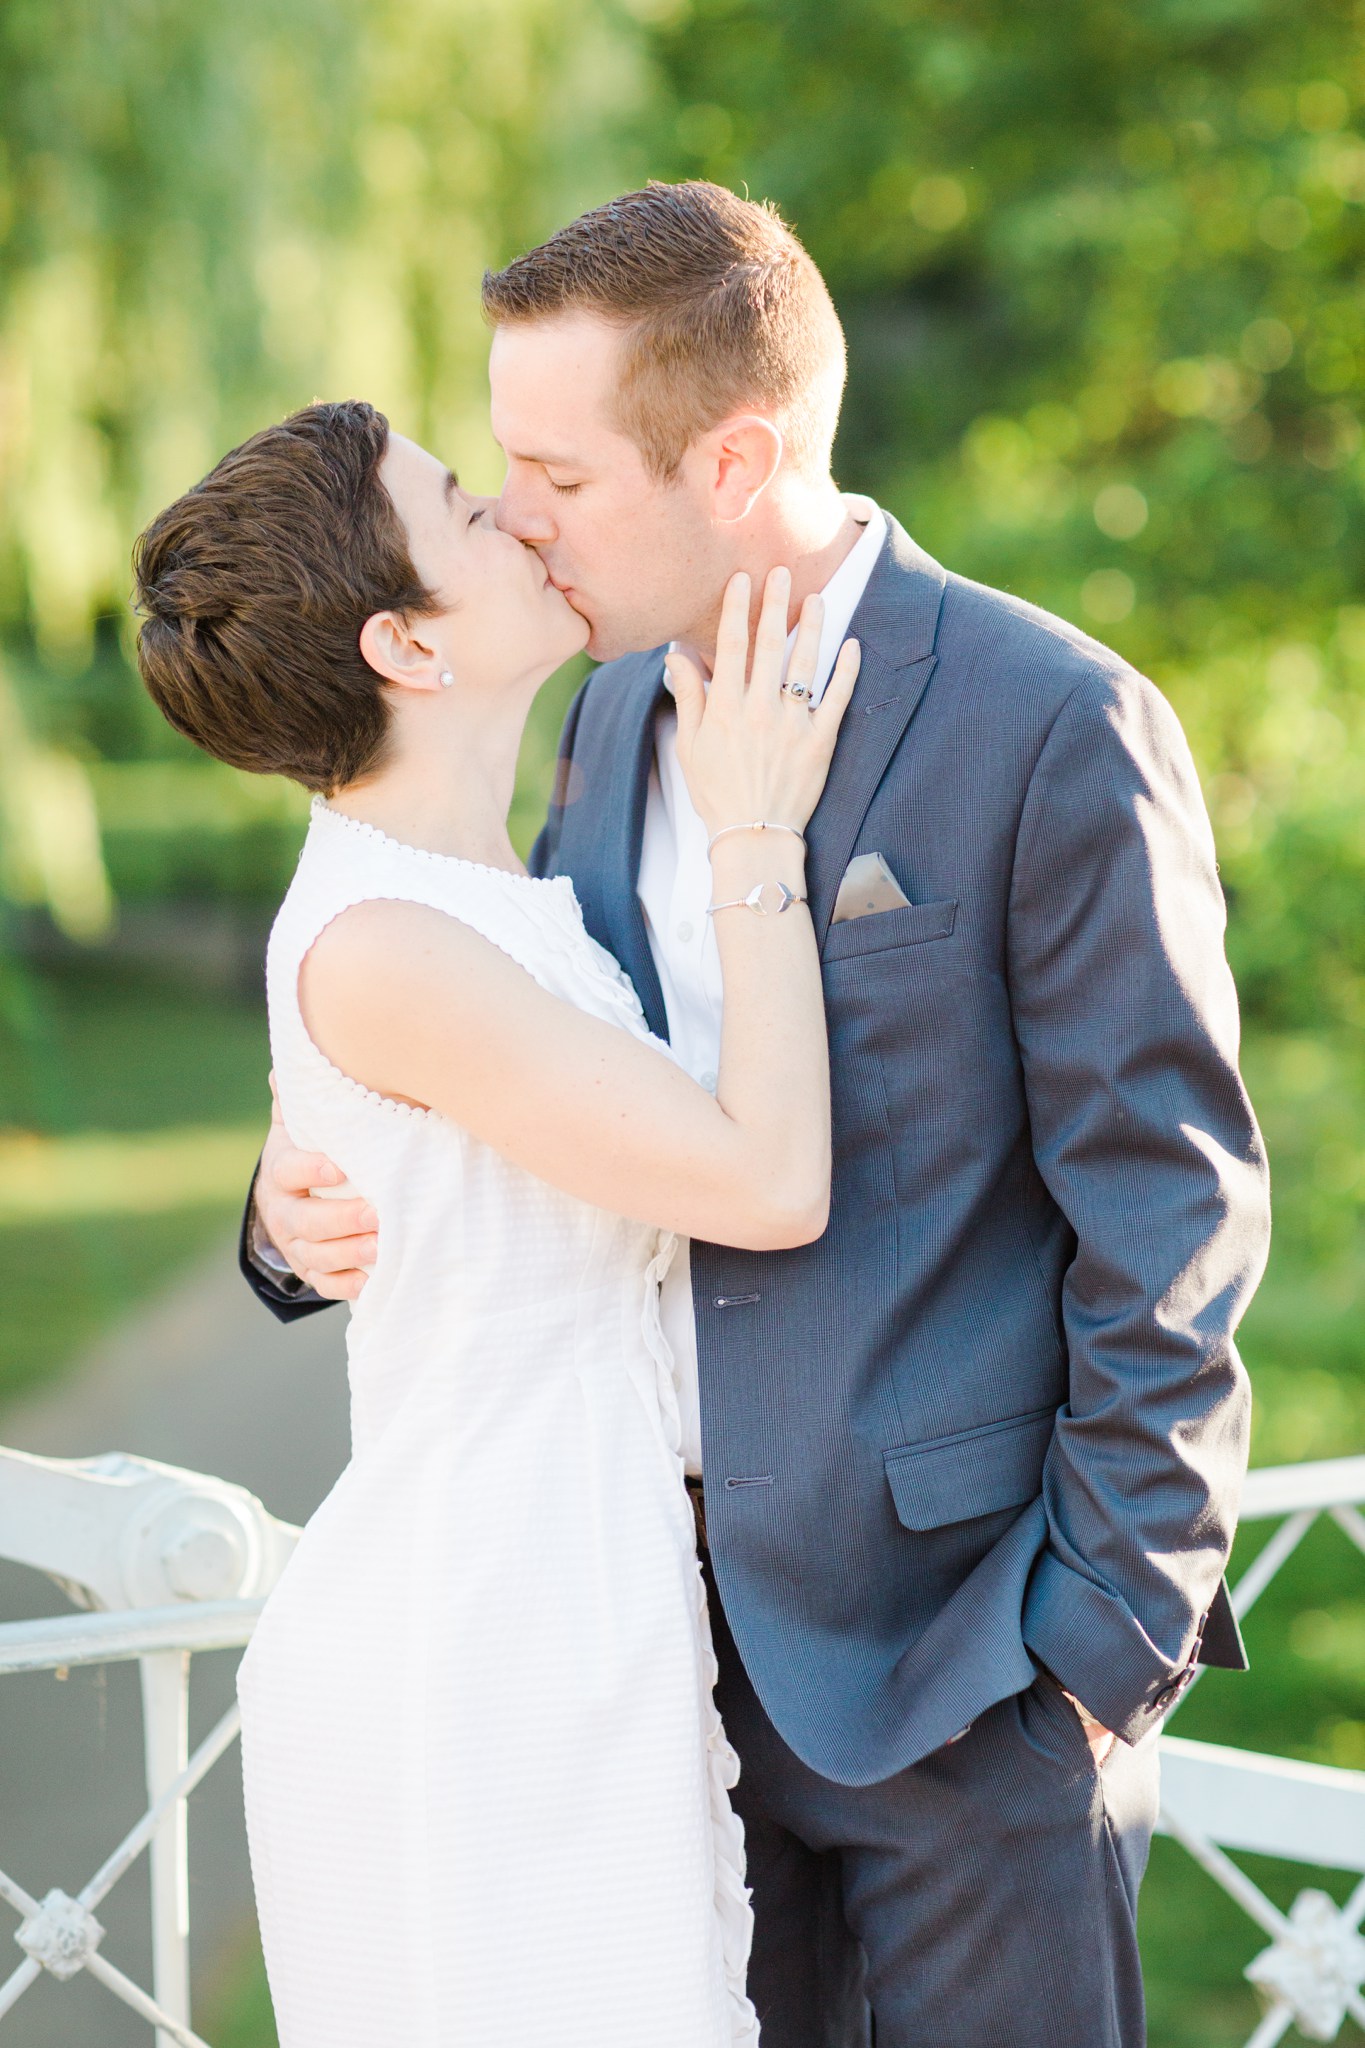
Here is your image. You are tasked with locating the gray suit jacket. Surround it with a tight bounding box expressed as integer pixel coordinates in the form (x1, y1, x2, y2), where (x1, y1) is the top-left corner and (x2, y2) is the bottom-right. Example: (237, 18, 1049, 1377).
(529, 512, 1271, 1785)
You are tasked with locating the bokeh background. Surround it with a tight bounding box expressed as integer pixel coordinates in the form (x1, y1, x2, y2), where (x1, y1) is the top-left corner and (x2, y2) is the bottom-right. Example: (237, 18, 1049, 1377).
(3, 1, 1364, 2041)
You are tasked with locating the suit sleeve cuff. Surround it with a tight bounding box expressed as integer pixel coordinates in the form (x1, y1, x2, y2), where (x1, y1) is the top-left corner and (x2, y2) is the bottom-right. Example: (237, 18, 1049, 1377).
(1022, 1548, 1202, 1745)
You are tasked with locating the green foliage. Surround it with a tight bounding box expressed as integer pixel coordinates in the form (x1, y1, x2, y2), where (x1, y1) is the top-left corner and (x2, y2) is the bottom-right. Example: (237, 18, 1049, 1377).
(0, 0, 356, 667)
(8, 0, 1365, 1041)
(0, 0, 651, 677)
(1238, 1032, 1365, 1463)
(198, 1925, 280, 2048)
(656, 0, 1365, 1032)
(0, 0, 655, 1102)
(0, 959, 273, 1401)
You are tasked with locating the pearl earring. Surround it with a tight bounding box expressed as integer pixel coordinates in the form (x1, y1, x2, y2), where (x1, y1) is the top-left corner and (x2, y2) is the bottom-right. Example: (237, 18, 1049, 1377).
(439, 670, 455, 689)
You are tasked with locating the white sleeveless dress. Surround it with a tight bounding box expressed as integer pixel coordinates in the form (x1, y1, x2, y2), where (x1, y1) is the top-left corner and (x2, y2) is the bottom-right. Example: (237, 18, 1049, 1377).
(238, 797, 758, 2048)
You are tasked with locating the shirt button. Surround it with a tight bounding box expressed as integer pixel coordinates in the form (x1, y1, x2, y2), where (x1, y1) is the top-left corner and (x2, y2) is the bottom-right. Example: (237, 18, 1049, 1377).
(676, 920, 694, 943)
(700, 1070, 718, 1092)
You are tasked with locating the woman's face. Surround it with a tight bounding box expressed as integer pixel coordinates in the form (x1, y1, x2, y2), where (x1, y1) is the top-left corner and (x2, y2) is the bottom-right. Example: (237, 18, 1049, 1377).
(379, 431, 588, 686)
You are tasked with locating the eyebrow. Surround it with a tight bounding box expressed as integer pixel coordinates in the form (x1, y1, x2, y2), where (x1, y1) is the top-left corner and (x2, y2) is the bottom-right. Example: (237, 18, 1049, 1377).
(512, 449, 580, 471)
(443, 468, 459, 501)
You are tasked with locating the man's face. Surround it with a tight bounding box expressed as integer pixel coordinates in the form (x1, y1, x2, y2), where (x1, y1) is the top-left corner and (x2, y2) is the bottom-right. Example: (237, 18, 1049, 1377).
(490, 313, 727, 661)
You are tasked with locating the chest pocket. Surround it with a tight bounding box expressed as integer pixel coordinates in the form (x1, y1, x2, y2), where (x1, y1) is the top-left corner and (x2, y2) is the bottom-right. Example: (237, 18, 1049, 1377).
(821, 899, 957, 963)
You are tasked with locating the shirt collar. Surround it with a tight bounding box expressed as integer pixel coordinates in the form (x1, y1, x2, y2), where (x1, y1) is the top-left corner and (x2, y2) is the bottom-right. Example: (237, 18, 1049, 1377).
(800, 498, 886, 703)
(664, 496, 888, 699)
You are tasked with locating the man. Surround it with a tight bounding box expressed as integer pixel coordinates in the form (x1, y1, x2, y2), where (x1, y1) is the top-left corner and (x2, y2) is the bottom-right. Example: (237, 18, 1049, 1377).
(245, 182, 1270, 2045)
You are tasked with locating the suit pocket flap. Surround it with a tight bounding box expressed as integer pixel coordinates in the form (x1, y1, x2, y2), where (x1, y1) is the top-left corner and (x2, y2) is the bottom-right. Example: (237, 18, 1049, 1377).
(883, 1406, 1055, 1531)
(823, 899, 957, 961)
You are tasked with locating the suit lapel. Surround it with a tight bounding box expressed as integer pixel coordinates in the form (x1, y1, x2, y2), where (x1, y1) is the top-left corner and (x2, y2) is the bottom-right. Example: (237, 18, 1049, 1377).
(566, 514, 945, 1017)
(806, 518, 948, 941)
(577, 650, 671, 1041)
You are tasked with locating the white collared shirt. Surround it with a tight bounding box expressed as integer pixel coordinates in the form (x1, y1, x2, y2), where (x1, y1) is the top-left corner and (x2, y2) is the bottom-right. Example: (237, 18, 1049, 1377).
(638, 499, 888, 1473)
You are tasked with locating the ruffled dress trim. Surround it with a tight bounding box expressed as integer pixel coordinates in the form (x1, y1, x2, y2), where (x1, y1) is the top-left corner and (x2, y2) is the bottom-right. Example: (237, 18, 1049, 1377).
(309, 798, 656, 1040)
(642, 1233, 761, 2046)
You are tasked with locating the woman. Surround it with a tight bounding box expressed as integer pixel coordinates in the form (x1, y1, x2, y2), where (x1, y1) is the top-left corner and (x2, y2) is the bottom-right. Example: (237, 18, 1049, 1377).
(133, 400, 859, 2048)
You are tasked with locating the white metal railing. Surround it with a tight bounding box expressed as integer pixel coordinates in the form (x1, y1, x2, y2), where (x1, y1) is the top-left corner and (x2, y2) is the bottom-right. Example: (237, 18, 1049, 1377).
(1156, 1454, 1365, 2046)
(0, 1449, 298, 2046)
(0, 1606, 255, 2048)
(0, 1448, 1363, 2044)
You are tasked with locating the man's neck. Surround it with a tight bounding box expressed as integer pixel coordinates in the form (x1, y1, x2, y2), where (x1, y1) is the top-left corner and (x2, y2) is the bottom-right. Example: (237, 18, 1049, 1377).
(695, 484, 867, 665)
(777, 509, 863, 610)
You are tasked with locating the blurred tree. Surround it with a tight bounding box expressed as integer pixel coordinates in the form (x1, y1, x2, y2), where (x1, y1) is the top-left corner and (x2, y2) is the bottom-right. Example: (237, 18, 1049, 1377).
(0, 0, 355, 675)
(0, 0, 652, 669)
(655, 0, 1365, 1032)
(0, 0, 653, 821)
(2, 0, 1363, 1039)
(0, 0, 362, 979)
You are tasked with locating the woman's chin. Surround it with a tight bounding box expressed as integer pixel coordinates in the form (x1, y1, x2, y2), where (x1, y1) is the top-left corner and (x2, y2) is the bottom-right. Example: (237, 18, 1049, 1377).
(523, 581, 590, 670)
(553, 596, 592, 659)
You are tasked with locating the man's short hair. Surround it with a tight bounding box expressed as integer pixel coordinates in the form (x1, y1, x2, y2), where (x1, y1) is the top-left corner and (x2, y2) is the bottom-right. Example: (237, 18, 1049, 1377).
(482, 181, 847, 482)
(133, 401, 438, 794)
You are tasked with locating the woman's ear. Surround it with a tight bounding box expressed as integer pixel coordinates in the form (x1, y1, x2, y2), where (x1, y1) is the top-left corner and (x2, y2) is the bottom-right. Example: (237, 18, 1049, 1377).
(358, 610, 442, 692)
(709, 415, 785, 524)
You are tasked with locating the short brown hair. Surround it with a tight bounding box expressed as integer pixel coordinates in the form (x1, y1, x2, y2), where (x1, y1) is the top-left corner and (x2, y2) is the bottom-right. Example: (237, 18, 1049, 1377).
(133, 400, 438, 795)
(482, 181, 846, 481)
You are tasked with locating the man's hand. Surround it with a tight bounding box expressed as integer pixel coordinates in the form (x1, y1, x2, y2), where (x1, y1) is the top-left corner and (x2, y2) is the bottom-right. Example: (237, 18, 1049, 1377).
(255, 1078, 377, 1301)
(1064, 1689, 1117, 1768)
(1081, 1720, 1117, 1768)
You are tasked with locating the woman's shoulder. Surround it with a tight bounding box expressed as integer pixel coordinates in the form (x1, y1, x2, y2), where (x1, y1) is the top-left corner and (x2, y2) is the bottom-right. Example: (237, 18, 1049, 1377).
(301, 885, 556, 1027)
(305, 894, 494, 986)
(294, 891, 562, 1125)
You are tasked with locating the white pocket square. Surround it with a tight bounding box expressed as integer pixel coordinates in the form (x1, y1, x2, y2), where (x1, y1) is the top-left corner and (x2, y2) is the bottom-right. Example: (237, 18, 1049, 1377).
(831, 852, 913, 924)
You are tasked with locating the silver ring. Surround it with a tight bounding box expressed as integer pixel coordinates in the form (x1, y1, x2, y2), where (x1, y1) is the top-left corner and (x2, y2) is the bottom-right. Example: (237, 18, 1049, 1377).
(785, 679, 810, 700)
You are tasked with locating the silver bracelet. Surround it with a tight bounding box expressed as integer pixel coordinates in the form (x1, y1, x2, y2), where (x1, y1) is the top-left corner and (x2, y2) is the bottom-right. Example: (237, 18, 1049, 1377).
(707, 820, 808, 858)
(707, 881, 808, 918)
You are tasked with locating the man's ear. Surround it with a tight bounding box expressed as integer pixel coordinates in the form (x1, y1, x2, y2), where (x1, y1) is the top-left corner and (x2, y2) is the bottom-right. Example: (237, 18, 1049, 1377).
(358, 610, 441, 692)
(709, 415, 785, 523)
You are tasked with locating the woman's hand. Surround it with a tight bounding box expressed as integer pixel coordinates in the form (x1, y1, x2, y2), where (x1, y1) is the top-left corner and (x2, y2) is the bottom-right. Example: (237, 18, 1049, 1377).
(669, 566, 861, 842)
(255, 1076, 376, 1299)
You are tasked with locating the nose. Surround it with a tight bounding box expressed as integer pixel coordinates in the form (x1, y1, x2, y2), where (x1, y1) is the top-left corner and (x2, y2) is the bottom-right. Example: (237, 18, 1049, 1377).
(496, 476, 556, 546)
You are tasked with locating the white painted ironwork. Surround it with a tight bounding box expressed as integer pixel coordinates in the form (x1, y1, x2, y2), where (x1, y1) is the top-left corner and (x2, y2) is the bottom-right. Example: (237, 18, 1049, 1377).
(1, 1444, 1363, 2041)
(1159, 1736, 1365, 1875)
(0, 1448, 296, 2045)
(0, 1596, 268, 1673)
(14, 1887, 104, 1979)
(0, 1448, 297, 1613)
(1245, 1889, 1365, 2044)
(1156, 1453, 1365, 2044)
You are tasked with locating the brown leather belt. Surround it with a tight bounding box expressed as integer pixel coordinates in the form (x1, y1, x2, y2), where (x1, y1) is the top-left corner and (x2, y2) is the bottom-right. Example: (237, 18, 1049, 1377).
(685, 1475, 708, 1552)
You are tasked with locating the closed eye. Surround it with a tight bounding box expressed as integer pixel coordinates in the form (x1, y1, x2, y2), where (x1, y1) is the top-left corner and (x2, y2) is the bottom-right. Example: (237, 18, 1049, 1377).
(548, 480, 583, 498)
